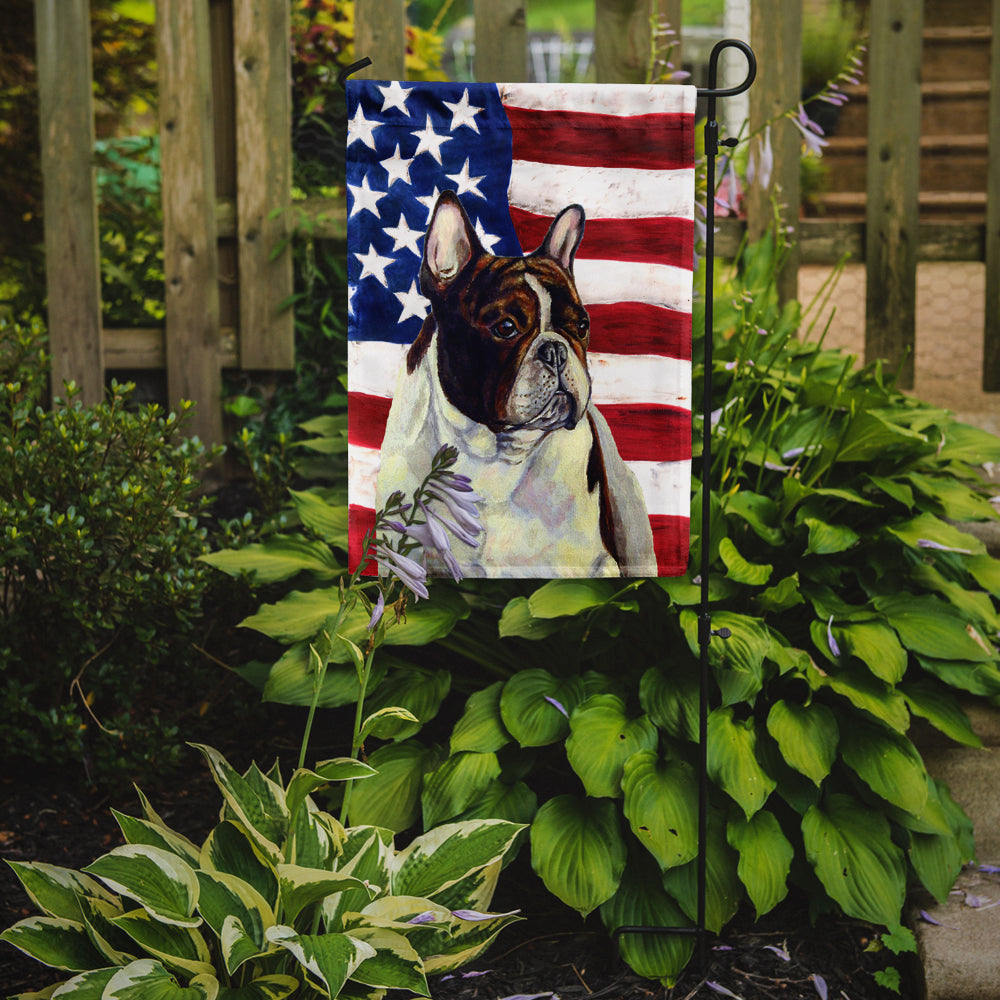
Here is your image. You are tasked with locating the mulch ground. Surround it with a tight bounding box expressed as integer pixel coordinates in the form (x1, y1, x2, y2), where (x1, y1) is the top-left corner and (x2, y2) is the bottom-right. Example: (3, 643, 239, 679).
(1, 741, 913, 1000)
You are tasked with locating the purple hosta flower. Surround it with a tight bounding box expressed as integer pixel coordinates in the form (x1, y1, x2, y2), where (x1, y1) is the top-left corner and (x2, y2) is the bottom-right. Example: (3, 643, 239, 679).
(747, 125, 774, 191)
(715, 157, 742, 216)
(544, 695, 569, 718)
(441, 970, 493, 982)
(420, 497, 479, 549)
(919, 909, 958, 929)
(410, 504, 464, 581)
(451, 908, 521, 921)
(425, 481, 484, 541)
(706, 983, 742, 999)
(763, 944, 791, 962)
(827, 616, 842, 658)
(497, 994, 558, 1000)
(367, 590, 385, 631)
(407, 911, 438, 925)
(917, 538, 973, 555)
(792, 104, 829, 157)
(374, 542, 429, 600)
(812, 974, 828, 1000)
(979, 864, 1000, 874)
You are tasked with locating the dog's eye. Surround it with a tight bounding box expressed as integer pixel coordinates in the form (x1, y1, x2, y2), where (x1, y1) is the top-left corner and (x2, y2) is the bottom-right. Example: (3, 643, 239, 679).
(491, 319, 518, 339)
(576, 318, 590, 337)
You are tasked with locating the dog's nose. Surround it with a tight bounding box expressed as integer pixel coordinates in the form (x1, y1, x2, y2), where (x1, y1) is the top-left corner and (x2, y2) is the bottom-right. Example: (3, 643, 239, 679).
(537, 339, 568, 372)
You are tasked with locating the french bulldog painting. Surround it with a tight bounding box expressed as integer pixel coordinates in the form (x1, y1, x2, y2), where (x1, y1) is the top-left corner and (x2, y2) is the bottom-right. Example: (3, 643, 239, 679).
(375, 190, 656, 578)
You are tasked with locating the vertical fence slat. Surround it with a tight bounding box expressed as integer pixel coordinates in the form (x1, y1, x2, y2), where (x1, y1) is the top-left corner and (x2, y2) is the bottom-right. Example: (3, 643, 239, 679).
(354, 0, 406, 80)
(864, 0, 923, 389)
(233, 0, 294, 369)
(34, 0, 103, 405)
(474, 0, 527, 82)
(983, 0, 1000, 390)
(594, 0, 652, 84)
(747, 0, 801, 304)
(157, 0, 223, 445)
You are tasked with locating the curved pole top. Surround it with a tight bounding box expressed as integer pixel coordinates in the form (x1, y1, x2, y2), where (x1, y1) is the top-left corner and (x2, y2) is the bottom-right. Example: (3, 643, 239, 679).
(697, 39, 756, 99)
(337, 57, 373, 90)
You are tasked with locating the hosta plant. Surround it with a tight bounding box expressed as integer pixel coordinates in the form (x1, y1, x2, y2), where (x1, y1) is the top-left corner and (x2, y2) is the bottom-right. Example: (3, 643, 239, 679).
(1, 744, 523, 999)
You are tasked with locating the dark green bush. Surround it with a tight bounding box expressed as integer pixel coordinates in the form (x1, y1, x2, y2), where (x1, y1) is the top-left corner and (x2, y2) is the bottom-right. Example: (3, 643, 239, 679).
(0, 317, 220, 783)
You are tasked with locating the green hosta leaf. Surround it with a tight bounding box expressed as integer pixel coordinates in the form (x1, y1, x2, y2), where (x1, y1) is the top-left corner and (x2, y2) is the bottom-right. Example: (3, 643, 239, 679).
(910, 562, 1000, 632)
(393, 820, 524, 900)
(39, 966, 117, 998)
(565, 695, 658, 798)
(360, 706, 422, 742)
(600, 853, 694, 987)
(727, 811, 793, 917)
(765, 701, 838, 786)
(718, 537, 772, 586)
(639, 664, 699, 742)
(916, 655, 1000, 697)
(803, 517, 859, 556)
(901, 680, 982, 748)
(111, 909, 214, 977)
(874, 594, 995, 662)
(839, 718, 929, 816)
(219, 915, 268, 980)
(707, 708, 776, 818)
(277, 865, 374, 925)
(724, 490, 784, 545)
(661, 810, 741, 933)
(346, 926, 429, 994)
(835, 621, 907, 684)
(909, 822, 966, 905)
(265, 926, 375, 997)
(5, 862, 118, 922)
(0, 916, 106, 971)
(216, 975, 299, 1000)
(808, 660, 910, 732)
(886, 512, 985, 557)
(347, 740, 441, 832)
(112, 812, 201, 868)
(83, 846, 200, 928)
(285, 759, 376, 821)
(621, 751, 698, 871)
(76, 894, 137, 966)
(362, 667, 451, 740)
(200, 535, 341, 584)
(906, 473, 998, 521)
(755, 573, 804, 614)
(261, 643, 387, 709)
(421, 751, 502, 828)
(530, 795, 626, 917)
(103, 959, 218, 1000)
(497, 596, 565, 639)
(866, 474, 914, 509)
(200, 822, 278, 910)
(527, 578, 619, 617)
(453, 779, 538, 827)
(450, 682, 511, 754)
(935, 421, 1000, 464)
(499, 670, 584, 747)
(967, 553, 1000, 597)
(835, 410, 927, 463)
(195, 871, 273, 973)
(681, 610, 770, 706)
(288, 489, 349, 545)
(802, 793, 906, 926)
(190, 746, 287, 862)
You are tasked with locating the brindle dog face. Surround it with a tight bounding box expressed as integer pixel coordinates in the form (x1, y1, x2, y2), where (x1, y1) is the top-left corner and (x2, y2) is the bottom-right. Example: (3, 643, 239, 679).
(416, 190, 592, 434)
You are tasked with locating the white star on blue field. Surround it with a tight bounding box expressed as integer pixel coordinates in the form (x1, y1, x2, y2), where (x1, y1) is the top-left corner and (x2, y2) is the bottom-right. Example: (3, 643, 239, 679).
(346, 81, 523, 346)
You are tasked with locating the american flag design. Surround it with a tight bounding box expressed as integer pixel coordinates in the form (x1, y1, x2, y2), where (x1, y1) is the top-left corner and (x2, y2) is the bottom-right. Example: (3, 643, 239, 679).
(346, 80, 695, 578)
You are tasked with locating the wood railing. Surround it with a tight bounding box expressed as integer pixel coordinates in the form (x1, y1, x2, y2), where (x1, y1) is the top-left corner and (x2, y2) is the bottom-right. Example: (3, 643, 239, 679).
(32, 0, 1000, 444)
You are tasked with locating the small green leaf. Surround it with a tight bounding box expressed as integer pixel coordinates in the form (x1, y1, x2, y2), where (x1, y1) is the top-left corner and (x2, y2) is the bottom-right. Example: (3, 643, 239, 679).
(288, 489, 348, 545)
(875, 594, 994, 662)
(719, 536, 772, 585)
(886, 512, 985, 557)
(497, 597, 564, 639)
(362, 667, 451, 740)
(639, 664, 699, 742)
(450, 682, 511, 754)
(755, 573, 804, 613)
(901, 680, 982, 748)
(707, 708, 776, 818)
(727, 811, 793, 917)
(527, 579, 619, 618)
(200, 536, 341, 584)
(360, 706, 421, 742)
(839, 718, 929, 817)
(765, 700, 838, 786)
(803, 517, 859, 555)
(347, 740, 441, 832)
(499, 670, 584, 747)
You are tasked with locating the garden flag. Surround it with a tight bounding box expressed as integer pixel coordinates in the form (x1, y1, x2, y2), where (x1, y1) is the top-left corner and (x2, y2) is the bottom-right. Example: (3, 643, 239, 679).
(347, 80, 696, 578)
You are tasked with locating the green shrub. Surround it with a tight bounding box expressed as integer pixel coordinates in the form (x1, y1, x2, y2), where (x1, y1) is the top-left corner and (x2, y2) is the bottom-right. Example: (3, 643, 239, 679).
(1, 743, 524, 998)
(0, 317, 220, 783)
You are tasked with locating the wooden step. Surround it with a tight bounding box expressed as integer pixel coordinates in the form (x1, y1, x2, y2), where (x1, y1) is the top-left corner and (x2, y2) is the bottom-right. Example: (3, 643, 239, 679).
(832, 80, 991, 137)
(922, 25, 993, 83)
(812, 190, 987, 222)
(922, 0, 991, 28)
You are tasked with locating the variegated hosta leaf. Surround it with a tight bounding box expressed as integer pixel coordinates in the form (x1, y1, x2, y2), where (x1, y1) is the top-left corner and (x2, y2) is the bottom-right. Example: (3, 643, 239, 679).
(285, 760, 376, 823)
(200, 822, 278, 910)
(345, 926, 429, 995)
(276, 864, 375, 925)
(214, 974, 299, 999)
(112, 810, 202, 868)
(529, 795, 626, 917)
(765, 700, 838, 786)
(706, 707, 776, 818)
(83, 846, 200, 928)
(802, 793, 906, 926)
(566, 695, 658, 799)
(195, 870, 274, 973)
(190, 745, 287, 863)
(0, 916, 107, 971)
(323, 829, 393, 931)
(391, 820, 524, 901)
(265, 926, 376, 998)
(4, 861, 118, 922)
(421, 751, 502, 829)
(77, 894, 136, 966)
(45, 966, 118, 997)
(288, 802, 344, 870)
(726, 810, 793, 917)
(422, 907, 522, 975)
(499, 670, 585, 747)
(425, 860, 501, 915)
(110, 908, 214, 978)
(219, 915, 269, 979)
(102, 958, 218, 999)
(450, 681, 511, 754)
(621, 751, 699, 871)
(599, 854, 694, 987)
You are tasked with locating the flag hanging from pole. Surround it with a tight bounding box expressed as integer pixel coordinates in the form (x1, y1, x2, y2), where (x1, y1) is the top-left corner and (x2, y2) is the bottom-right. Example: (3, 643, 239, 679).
(346, 80, 696, 579)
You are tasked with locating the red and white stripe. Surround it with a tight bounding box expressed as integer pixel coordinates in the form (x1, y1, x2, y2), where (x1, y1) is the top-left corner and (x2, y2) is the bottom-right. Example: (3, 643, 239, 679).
(349, 83, 696, 576)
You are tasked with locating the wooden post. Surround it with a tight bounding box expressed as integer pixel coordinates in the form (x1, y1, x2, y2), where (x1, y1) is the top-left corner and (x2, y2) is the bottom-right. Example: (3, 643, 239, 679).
(474, 0, 527, 82)
(354, 0, 406, 80)
(594, 0, 652, 84)
(34, 0, 104, 405)
(746, 0, 801, 305)
(157, 0, 223, 445)
(864, 0, 923, 389)
(983, 0, 1000, 390)
(233, 0, 294, 369)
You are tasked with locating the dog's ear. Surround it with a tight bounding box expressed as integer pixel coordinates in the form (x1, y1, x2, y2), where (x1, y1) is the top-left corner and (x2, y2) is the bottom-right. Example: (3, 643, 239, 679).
(537, 204, 585, 272)
(422, 190, 482, 292)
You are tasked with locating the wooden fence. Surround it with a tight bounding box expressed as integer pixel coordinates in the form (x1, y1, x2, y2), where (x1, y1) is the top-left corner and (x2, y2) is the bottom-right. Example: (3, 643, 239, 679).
(33, 0, 1000, 445)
